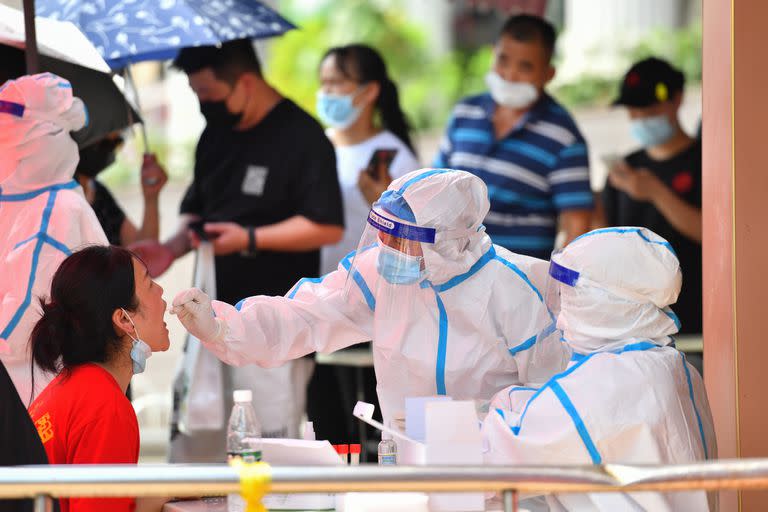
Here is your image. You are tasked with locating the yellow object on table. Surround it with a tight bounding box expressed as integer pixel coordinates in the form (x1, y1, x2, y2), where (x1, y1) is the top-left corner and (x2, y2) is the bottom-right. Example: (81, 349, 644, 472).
(230, 459, 272, 512)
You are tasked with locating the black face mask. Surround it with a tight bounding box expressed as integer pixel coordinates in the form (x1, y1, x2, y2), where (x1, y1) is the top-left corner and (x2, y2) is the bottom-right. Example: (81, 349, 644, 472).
(200, 99, 243, 129)
(76, 137, 122, 178)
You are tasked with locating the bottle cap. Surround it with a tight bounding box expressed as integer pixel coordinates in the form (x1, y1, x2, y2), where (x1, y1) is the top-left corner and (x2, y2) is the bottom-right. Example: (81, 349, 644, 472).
(338, 444, 349, 455)
(350, 444, 361, 454)
(233, 389, 252, 403)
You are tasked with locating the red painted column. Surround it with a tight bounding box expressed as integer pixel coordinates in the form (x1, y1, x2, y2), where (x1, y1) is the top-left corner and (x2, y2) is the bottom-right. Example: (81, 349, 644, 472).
(704, 0, 768, 510)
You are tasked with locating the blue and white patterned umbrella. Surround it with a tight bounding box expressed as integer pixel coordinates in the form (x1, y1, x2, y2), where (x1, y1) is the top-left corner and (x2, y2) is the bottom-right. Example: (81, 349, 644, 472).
(35, 0, 296, 69)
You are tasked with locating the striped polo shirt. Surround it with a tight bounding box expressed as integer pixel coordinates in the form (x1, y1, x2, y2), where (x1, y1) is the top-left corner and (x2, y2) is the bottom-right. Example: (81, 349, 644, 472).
(433, 92, 593, 259)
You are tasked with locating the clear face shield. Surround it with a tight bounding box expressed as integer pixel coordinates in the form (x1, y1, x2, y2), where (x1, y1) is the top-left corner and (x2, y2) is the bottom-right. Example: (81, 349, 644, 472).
(523, 253, 575, 384)
(342, 205, 437, 319)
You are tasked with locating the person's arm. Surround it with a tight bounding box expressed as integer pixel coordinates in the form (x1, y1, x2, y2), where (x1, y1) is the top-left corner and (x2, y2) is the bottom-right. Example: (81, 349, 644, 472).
(560, 210, 592, 245)
(649, 182, 702, 242)
(134, 497, 169, 512)
(201, 216, 343, 255)
(607, 163, 701, 242)
(590, 191, 607, 229)
(119, 154, 168, 245)
(549, 140, 594, 245)
(432, 111, 456, 168)
(128, 214, 198, 278)
(171, 251, 375, 367)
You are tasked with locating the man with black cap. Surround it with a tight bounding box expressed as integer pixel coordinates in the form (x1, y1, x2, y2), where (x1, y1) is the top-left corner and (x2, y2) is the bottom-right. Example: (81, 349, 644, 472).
(601, 57, 702, 336)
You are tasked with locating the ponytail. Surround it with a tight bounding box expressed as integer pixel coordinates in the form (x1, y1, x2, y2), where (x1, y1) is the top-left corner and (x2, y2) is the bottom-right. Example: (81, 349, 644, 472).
(30, 301, 71, 375)
(376, 78, 416, 156)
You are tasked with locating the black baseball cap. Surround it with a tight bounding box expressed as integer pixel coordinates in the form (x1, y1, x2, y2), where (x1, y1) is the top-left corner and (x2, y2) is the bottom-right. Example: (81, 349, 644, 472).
(613, 57, 685, 108)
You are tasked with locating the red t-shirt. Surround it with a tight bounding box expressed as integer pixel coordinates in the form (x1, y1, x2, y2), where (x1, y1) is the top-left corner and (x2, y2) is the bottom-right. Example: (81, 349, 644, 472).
(28, 363, 139, 512)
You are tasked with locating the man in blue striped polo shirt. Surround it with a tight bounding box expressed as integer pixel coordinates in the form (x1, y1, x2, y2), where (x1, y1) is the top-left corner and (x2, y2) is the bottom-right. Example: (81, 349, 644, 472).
(434, 15, 593, 259)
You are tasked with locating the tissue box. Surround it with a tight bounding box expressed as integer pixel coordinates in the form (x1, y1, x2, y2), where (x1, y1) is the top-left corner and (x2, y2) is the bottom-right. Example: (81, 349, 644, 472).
(425, 401, 485, 512)
(259, 438, 339, 510)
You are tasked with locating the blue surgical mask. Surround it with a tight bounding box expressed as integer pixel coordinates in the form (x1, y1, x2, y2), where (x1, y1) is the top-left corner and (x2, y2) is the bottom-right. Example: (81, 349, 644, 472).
(316, 90, 363, 129)
(630, 114, 675, 147)
(121, 308, 152, 374)
(376, 243, 424, 285)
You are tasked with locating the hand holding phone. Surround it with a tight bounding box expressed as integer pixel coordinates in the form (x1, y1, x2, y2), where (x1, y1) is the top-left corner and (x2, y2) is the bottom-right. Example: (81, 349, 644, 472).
(366, 148, 398, 180)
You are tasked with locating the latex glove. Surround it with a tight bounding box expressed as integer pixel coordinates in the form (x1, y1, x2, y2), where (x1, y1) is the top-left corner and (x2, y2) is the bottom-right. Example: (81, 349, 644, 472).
(170, 288, 223, 343)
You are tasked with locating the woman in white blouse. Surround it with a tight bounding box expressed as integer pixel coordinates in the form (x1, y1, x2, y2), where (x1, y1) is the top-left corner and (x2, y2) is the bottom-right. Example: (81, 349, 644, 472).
(317, 44, 420, 275)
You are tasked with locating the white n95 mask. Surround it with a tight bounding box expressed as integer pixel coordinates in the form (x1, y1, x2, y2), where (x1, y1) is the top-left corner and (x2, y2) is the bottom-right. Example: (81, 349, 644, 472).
(485, 71, 539, 109)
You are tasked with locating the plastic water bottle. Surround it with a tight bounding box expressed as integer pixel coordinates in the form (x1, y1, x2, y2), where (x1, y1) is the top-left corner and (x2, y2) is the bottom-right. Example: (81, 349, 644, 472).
(378, 430, 397, 465)
(227, 389, 262, 462)
(227, 390, 261, 512)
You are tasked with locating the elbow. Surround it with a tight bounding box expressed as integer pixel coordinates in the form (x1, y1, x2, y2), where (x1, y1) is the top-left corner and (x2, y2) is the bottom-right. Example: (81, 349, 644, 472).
(322, 225, 344, 245)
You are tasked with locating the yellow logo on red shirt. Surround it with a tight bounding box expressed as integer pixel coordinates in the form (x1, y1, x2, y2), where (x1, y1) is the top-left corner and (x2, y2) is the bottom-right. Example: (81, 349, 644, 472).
(35, 413, 54, 444)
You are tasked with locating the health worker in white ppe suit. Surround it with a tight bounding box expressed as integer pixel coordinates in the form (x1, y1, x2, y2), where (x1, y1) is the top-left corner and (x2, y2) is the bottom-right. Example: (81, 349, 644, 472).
(0, 74, 108, 405)
(483, 227, 717, 512)
(172, 169, 567, 426)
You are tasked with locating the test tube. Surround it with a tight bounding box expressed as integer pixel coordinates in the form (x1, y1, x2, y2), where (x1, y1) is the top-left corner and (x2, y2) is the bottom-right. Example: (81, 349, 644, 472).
(338, 444, 349, 464)
(350, 444, 361, 465)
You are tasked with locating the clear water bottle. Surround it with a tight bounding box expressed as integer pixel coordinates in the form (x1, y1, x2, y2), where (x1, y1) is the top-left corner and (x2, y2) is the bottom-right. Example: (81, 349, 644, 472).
(227, 389, 262, 462)
(377, 430, 397, 465)
(227, 390, 262, 512)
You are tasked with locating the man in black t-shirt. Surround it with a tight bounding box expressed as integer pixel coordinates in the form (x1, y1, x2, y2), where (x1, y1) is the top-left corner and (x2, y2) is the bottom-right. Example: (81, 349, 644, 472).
(132, 40, 344, 460)
(601, 57, 702, 335)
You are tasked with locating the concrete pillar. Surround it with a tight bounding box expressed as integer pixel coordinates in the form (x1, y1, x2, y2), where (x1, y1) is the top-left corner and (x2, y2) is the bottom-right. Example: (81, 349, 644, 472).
(703, 0, 768, 510)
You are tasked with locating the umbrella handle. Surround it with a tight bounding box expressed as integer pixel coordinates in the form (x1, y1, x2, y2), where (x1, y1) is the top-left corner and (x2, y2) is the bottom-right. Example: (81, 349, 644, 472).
(123, 65, 150, 154)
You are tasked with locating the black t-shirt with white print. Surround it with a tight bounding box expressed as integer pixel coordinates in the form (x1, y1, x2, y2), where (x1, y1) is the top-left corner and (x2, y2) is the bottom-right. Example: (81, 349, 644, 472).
(181, 99, 344, 304)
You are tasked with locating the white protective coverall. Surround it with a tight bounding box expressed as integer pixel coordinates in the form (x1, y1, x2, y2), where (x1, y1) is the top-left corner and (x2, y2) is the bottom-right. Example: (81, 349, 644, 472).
(173, 169, 565, 426)
(482, 227, 717, 511)
(0, 74, 107, 405)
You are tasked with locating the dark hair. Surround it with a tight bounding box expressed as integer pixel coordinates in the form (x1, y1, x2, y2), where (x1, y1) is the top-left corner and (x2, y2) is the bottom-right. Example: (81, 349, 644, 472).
(29, 246, 138, 396)
(172, 38, 262, 85)
(322, 44, 416, 155)
(499, 15, 557, 61)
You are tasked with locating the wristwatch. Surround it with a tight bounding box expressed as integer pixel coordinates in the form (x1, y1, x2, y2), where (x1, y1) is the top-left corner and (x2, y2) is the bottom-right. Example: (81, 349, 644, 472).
(241, 226, 258, 257)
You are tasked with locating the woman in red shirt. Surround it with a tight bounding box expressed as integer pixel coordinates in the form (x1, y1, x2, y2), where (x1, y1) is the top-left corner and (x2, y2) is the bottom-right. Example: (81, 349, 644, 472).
(27, 245, 170, 512)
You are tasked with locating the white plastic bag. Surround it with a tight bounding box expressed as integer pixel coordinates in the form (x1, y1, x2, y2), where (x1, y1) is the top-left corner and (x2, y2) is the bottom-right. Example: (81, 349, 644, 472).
(173, 242, 225, 433)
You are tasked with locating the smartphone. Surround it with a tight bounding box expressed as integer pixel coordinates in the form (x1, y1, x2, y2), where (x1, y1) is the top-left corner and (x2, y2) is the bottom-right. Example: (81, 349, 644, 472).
(189, 220, 213, 241)
(366, 148, 398, 179)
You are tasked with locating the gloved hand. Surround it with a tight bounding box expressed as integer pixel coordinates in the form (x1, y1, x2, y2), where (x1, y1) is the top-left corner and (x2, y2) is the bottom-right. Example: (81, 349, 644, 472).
(170, 288, 223, 343)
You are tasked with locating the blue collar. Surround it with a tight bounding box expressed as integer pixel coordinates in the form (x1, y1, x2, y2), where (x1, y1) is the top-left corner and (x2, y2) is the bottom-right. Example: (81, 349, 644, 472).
(420, 246, 496, 292)
(0, 180, 79, 202)
(569, 341, 660, 362)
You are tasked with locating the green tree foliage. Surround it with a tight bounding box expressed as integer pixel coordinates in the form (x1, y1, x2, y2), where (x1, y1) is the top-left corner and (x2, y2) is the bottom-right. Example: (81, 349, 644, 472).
(265, 0, 490, 131)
